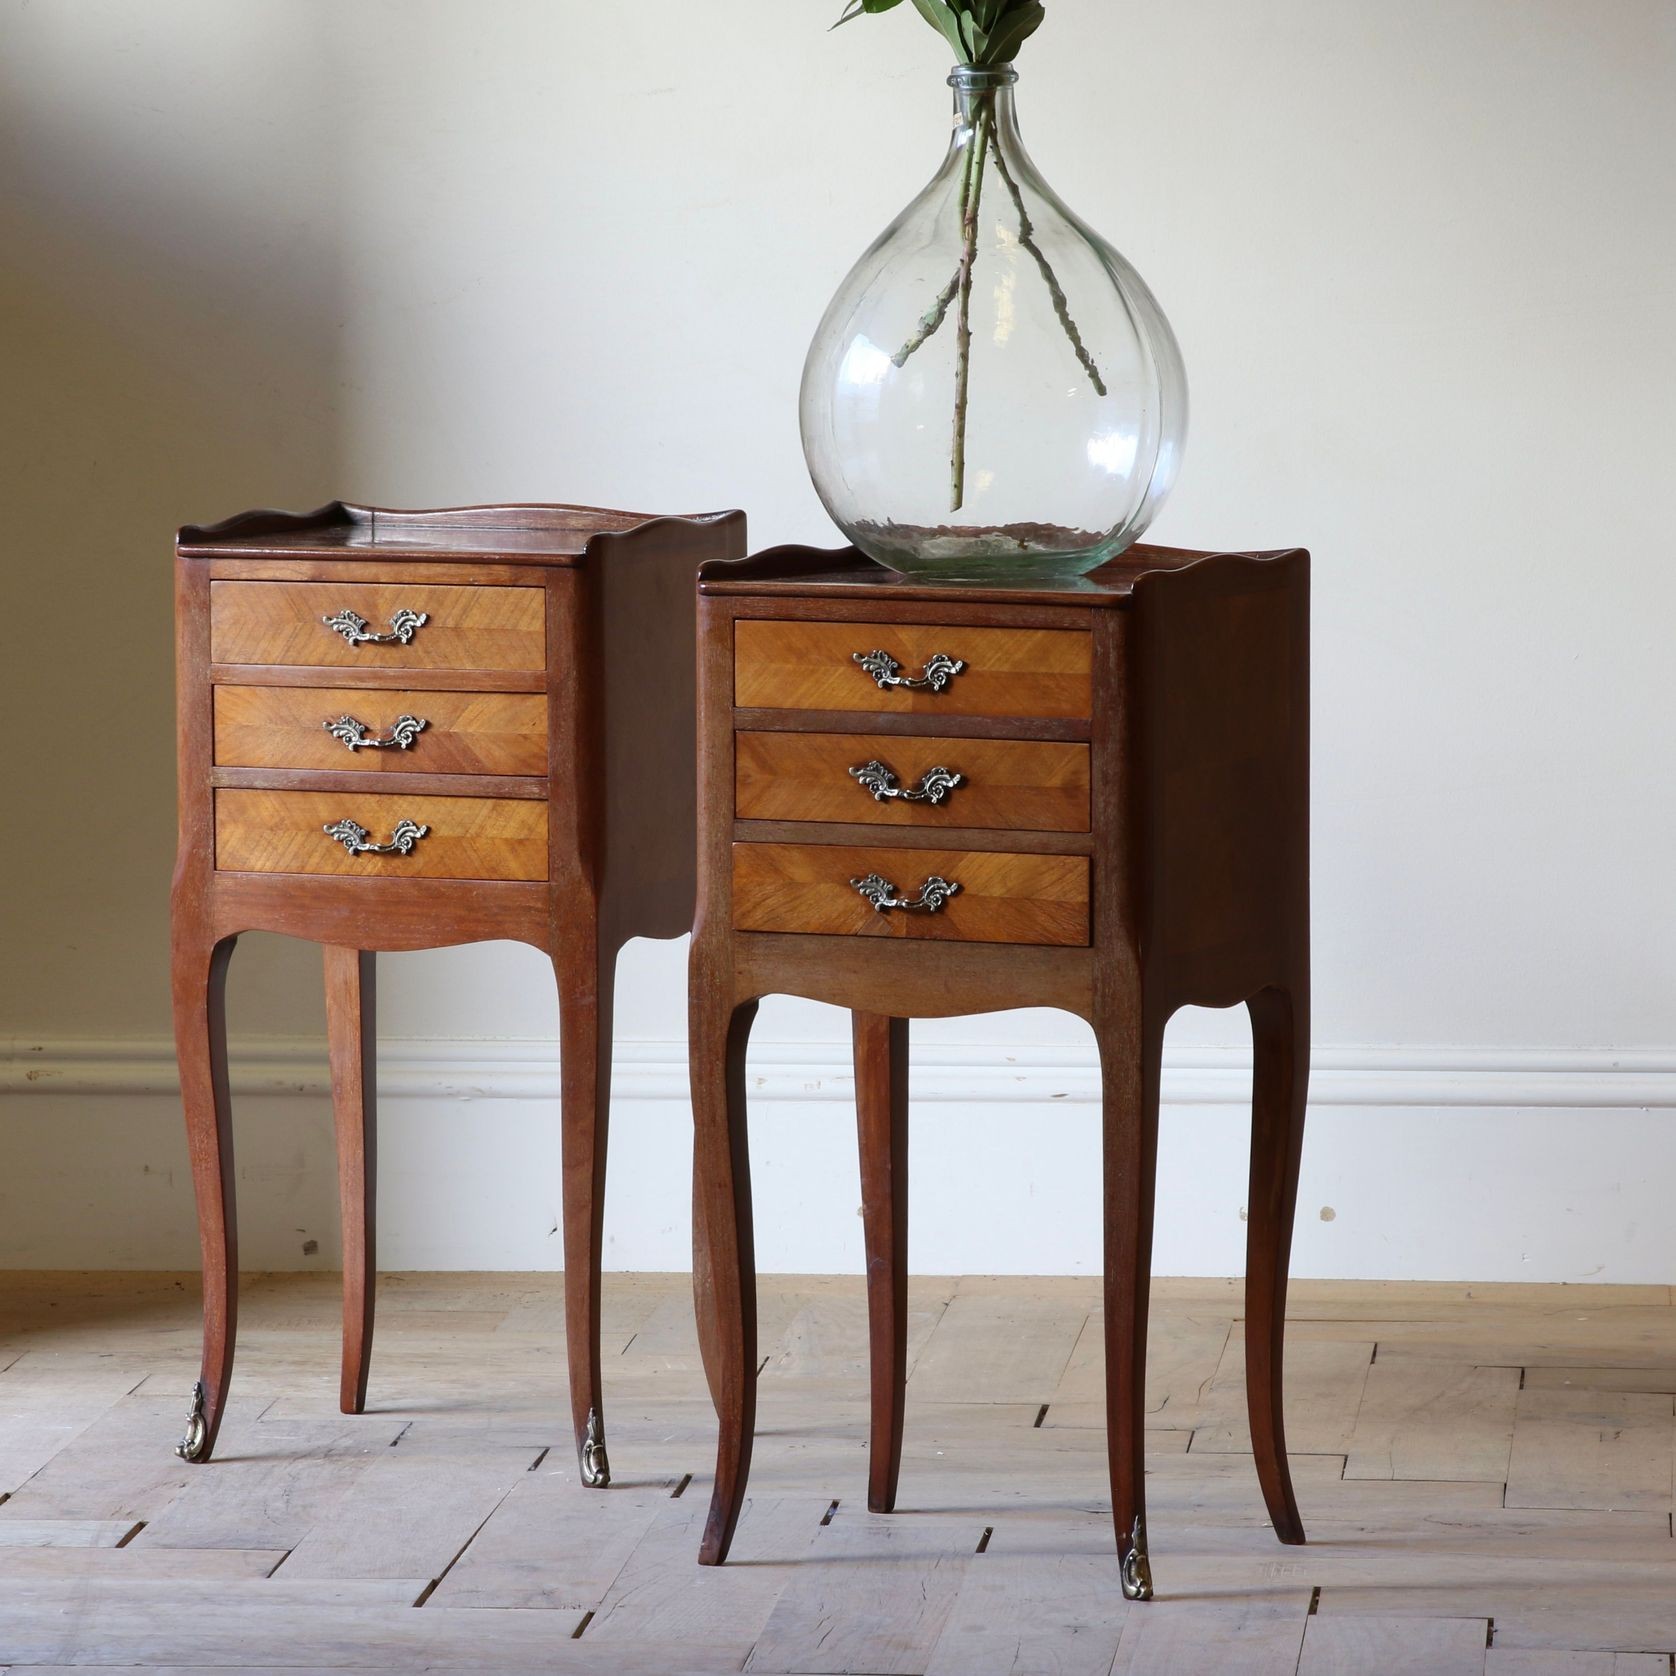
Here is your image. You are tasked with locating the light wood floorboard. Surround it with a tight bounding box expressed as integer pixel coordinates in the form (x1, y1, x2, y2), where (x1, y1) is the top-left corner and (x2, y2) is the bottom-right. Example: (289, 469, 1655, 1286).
(2, 1273, 1676, 1672)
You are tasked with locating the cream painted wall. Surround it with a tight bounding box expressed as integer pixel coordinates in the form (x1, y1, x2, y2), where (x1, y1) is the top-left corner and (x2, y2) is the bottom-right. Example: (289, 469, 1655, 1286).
(3, 1, 1673, 1276)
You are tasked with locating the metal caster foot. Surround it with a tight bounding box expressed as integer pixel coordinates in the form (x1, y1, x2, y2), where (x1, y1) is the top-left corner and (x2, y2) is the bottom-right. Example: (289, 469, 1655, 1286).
(175, 1380, 208, 1463)
(580, 1406, 610, 1488)
(1121, 1513, 1153, 1601)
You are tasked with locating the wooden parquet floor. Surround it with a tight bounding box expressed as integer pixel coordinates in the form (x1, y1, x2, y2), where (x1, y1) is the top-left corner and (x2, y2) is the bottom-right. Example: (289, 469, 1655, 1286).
(3, 1274, 1676, 1673)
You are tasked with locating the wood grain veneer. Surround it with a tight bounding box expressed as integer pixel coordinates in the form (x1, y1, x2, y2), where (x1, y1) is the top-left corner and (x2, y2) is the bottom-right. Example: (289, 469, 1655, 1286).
(214, 686, 548, 776)
(734, 730, 1090, 832)
(214, 789, 549, 882)
(208, 580, 546, 670)
(731, 842, 1089, 945)
(733, 619, 1092, 719)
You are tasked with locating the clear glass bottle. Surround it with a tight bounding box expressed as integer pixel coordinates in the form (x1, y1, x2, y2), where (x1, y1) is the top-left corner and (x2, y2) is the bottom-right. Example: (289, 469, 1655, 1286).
(801, 64, 1187, 581)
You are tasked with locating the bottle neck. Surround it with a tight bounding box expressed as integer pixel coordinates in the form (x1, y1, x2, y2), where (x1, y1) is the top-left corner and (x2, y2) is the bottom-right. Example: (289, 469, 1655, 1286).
(948, 64, 1021, 150)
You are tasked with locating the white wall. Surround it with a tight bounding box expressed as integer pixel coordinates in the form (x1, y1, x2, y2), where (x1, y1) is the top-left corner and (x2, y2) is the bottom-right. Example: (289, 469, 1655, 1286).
(3, 1, 1673, 1278)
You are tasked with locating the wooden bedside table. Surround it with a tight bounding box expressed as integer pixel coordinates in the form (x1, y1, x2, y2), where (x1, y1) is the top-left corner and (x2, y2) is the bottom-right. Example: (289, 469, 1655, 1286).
(688, 543, 1310, 1596)
(170, 500, 745, 1480)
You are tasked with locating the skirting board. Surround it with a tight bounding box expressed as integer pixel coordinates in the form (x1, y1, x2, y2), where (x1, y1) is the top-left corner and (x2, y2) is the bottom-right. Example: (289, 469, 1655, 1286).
(3, 1036, 1675, 1282)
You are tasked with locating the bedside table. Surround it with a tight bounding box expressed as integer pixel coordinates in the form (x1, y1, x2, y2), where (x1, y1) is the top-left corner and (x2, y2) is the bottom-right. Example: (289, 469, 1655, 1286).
(687, 543, 1310, 1596)
(170, 500, 745, 1480)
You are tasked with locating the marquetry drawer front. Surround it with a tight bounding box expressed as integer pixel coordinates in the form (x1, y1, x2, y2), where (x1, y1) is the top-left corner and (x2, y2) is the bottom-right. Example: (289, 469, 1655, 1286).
(731, 843, 1089, 946)
(735, 731, 1091, 833)
(213, 686, 548, 776)
(215, 790, 548, 881)
(209, 581, 545, 671)
(734, 620, 1092, 720)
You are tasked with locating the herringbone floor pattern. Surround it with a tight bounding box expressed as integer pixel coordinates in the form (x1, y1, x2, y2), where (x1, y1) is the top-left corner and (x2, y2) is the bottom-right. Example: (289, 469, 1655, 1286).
(2, 1272, 1675, 1672)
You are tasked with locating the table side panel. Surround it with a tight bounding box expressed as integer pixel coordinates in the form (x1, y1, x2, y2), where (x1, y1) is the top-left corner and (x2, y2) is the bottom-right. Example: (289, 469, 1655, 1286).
(1132, 553, 1309, 1008)
(588, 518, 717, 944)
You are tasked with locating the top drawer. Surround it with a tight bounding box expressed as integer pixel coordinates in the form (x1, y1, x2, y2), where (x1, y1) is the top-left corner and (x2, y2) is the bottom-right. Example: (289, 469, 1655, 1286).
(209, 581, 546, 671)
(734, 620, 1091, 720)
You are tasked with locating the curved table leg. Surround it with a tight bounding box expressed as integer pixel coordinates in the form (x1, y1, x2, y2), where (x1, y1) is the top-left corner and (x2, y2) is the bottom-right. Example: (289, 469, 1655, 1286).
(325, 946, 377, 1416)
(1096, 1000, 1167, 1600)
(854, 1012, 909, 1514)
(557, 935, 617, 1488)
(173, 929, 239, 1463)
(693, 996, 759, 1565)
(1245, 978, 1309, 1545)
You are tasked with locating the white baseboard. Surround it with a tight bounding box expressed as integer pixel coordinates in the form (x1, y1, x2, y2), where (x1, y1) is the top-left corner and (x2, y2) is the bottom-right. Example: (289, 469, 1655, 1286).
(3, 1036, 1674, 1281)
(10, 1034, 1676, 1106)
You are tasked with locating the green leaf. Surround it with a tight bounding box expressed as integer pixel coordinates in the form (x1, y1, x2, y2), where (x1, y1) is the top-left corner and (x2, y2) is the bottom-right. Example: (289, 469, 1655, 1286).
(831, 0, 904, 27)
(977, 0, 1044, 63)
(832, 0, 1041, 63)
(908, 0, 972, 61)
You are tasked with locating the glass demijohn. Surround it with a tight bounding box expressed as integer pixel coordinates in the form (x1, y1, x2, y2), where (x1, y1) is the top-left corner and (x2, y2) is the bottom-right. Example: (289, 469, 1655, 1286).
(801, 64, 1187, 580)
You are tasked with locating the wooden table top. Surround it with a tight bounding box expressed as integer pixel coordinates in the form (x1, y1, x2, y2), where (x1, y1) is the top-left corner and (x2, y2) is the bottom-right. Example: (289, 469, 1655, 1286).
(178, 501, 741, 566)
(698, 542, 1307, 610)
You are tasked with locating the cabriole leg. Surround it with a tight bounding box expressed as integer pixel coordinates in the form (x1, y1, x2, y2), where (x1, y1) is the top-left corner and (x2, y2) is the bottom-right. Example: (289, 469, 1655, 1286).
(557, 938, 618, 1488)
(1245, 979, 1309, 1545)
(1096, 1003, 1166, 1600)
(692, 995, 759, 1565)
(853, 1012, 909, 1514)
(173, 930, 239, 1462)
(324, 946, 377, 1416)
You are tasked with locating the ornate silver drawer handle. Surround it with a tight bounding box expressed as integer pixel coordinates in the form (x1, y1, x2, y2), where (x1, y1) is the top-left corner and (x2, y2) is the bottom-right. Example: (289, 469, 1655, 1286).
(850, 872, 962, 914)
(322, 714, 428, 752)
(322, 817, 430, 856)
(321, 607, 429, 647)
(849, 760, 964, 805)
(852, 649, 966, 692)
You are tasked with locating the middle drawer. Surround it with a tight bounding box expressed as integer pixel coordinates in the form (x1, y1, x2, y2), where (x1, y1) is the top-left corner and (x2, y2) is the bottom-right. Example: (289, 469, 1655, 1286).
(214, 686, 548, 776)
(736, 731, 1089, 832)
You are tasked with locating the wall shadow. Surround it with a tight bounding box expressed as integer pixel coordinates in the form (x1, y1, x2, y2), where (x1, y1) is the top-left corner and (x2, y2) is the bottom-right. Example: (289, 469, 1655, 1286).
(0, 7, 349, 1044)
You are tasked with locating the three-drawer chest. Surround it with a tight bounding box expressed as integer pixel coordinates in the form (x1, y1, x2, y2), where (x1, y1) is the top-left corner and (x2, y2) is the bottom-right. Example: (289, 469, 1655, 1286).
(686, 543, 1311, 1595)
(170, 500, 745, 1476)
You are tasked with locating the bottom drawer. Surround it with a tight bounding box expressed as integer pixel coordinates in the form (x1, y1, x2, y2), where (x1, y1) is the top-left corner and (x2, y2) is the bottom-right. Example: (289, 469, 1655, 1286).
(216, 789, 548, 881)
(732, 843, 1088, 947)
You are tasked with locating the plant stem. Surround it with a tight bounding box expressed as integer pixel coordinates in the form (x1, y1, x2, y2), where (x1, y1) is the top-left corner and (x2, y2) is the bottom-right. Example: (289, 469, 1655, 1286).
(950, 96, 991, 512)
(890, 83, 1108, 509)
(898, 110, 1106, 402)
(989, 134, 1107, 397)
(892, 272, 961, 367)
